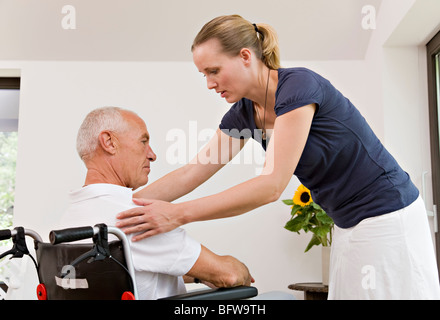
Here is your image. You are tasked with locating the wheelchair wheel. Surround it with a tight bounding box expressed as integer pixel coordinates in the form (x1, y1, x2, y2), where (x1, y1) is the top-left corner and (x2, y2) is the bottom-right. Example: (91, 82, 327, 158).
(121, 291, 135, 300)
(36, 283, 47, 300)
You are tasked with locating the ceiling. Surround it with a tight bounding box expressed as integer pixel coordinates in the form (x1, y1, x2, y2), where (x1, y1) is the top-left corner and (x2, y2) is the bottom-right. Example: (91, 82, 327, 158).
(0, 0, 381, 61)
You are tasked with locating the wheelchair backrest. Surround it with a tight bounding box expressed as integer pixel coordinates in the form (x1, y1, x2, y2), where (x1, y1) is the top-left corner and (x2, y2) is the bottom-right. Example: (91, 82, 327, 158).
(35, 240, 134, 300)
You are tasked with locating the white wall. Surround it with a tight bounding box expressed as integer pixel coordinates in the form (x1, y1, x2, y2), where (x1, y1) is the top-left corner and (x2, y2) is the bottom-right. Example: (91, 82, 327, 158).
(368, 0, 440, 239)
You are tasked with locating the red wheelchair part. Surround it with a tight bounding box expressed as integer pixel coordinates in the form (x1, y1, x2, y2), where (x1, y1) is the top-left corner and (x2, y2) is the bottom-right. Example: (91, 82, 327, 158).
(36, 283, 135, 300)
(121, 291, 135, 300)
(36, 283, 47, 300)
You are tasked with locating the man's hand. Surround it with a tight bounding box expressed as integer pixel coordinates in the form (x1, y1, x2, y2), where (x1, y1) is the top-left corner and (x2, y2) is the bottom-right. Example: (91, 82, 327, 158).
(185, 246, 255, 289)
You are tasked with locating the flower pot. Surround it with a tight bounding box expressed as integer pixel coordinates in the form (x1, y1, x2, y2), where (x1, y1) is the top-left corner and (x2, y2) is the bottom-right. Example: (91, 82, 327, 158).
(322, 246, 331, 286)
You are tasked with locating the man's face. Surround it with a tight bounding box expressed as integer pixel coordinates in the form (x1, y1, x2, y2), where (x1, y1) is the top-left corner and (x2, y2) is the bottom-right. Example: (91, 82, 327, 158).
(114, 112, 156, 190)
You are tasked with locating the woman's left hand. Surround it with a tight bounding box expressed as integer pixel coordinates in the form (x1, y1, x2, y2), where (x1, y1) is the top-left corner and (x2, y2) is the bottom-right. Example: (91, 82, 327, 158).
(116, 198, 183, 241)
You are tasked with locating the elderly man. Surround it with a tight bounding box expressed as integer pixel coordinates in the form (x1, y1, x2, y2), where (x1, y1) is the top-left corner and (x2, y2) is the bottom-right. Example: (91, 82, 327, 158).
(59, 106, 253, 299)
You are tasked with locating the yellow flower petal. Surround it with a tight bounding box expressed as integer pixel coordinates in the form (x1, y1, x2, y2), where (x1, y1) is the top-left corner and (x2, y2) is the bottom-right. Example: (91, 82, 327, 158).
(293, 185, 313, 207)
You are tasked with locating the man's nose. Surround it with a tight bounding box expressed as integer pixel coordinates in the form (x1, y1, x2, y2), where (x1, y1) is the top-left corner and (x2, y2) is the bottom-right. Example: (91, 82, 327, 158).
(148, 146, 157, 162)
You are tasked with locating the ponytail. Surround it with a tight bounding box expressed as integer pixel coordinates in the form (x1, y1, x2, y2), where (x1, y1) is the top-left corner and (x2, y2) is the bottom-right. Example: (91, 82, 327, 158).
(192, 15, 281, 70)
(253, 23, 281, 70)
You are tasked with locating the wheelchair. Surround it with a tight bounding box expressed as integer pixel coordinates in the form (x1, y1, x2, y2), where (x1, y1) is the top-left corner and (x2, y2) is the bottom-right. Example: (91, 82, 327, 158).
(0, 224, 258, 300)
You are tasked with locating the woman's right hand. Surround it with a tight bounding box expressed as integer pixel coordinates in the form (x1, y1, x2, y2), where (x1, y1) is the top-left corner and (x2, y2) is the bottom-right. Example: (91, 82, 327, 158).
(116, 198, 183, 241)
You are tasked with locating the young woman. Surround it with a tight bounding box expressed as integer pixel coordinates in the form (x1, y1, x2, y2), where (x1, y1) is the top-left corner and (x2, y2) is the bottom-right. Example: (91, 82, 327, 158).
(116, 15, 440, 299)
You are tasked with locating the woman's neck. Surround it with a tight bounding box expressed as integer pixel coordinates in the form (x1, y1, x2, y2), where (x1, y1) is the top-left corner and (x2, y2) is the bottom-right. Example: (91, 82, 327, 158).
(246, 65, 278, 110)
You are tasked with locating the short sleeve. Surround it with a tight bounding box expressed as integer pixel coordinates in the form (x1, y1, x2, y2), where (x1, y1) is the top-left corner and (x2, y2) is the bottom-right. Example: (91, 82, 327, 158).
(129, 228, 201, 276)
(275, 68, 323, 117)
(219, 99, 254, 139)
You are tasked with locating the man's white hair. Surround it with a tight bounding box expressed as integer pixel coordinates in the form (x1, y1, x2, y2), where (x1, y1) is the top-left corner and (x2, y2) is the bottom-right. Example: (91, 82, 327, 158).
(76, 106, 132, 161)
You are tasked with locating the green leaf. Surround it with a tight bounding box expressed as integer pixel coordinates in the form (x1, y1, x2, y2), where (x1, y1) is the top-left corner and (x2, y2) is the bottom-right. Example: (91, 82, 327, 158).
(282, 199, 294, 206)
(308, 215, 318, 225)
(305, 234, 321, 252)
(316, 210, 334, 225)
(311, 225, 330, 238)
(311, 202, 322, 210)
(290, 205, 302, 216)
(284, 214, 307, 233)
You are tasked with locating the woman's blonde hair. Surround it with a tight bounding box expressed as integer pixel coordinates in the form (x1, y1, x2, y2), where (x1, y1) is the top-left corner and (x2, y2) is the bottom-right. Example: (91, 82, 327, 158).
(192, 15, 280, 70)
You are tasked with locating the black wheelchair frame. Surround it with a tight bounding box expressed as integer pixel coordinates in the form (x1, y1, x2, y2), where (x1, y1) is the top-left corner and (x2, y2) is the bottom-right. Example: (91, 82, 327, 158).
(0, 224, 258, 300)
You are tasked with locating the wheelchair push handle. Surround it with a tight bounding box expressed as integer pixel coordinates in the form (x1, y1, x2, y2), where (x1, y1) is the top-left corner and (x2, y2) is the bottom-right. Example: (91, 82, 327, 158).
(0, 229, 12, 241)
(0, 227, 42, 242)
(50, 226, 95, 245)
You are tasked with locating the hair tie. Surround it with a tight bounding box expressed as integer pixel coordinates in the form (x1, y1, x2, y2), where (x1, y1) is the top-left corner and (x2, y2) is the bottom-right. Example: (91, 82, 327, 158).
(252, 23, 259, 33)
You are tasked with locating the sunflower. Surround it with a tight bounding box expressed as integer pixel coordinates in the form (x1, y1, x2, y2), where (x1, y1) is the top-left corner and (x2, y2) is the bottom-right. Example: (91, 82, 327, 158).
(293, 184, 313, 207)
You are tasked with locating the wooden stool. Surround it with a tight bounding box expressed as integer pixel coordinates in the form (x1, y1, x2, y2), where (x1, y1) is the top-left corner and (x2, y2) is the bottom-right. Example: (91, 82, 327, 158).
(288, 282, 328, 300)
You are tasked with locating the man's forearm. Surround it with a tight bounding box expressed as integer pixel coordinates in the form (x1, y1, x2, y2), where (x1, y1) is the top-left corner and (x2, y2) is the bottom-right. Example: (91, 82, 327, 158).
(186, 246, 252, 288)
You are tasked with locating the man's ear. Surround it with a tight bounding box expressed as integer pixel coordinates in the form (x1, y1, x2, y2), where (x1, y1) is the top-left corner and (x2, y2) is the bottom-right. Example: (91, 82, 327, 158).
(98, 131, 117, 155)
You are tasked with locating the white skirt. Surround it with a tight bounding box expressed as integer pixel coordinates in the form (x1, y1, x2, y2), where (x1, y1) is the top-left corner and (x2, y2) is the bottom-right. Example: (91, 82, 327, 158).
(328, 196, 440, 300)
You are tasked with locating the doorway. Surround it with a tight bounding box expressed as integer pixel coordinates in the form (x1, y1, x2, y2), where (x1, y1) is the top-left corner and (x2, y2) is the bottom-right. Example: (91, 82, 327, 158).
(427, 30, 440, 277)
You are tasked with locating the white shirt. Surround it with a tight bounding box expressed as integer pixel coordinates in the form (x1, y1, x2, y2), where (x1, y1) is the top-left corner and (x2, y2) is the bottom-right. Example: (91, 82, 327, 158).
(58, 183, 201, 300)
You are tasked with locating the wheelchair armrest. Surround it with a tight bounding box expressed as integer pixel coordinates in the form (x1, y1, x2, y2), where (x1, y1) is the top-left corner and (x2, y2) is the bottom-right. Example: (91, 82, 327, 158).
(159, 286, 258, 300)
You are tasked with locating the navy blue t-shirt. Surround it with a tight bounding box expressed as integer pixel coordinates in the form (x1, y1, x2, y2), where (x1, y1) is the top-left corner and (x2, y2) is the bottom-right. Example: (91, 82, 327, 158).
(219, 67, 419, 228)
